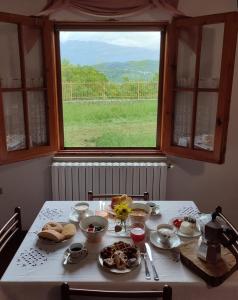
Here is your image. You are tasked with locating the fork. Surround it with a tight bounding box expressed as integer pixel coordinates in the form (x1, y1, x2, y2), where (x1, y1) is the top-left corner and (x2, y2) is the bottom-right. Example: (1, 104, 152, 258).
(141, 252, 151, 280)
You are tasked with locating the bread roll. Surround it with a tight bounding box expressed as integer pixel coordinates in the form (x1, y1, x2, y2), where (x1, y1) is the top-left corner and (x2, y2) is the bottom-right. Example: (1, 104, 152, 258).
(38, 229, 64, 242)
(42, 221, 63, 233)
(62, 223, 76, 239)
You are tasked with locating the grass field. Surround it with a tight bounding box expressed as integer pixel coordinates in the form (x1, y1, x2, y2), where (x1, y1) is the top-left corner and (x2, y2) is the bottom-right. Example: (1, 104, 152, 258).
(63, 100, 158, 147)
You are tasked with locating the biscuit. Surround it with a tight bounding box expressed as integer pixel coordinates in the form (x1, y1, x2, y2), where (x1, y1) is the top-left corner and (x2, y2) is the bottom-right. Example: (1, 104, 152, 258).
(62, 223, 76, 239)
(42, 221, 63, 233)
(38, 229, 64, 242)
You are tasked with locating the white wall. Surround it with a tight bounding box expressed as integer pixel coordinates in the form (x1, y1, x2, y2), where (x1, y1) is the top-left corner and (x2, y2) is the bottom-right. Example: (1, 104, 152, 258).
(0, 0, 238, 228)
(0, 156, 52, 228)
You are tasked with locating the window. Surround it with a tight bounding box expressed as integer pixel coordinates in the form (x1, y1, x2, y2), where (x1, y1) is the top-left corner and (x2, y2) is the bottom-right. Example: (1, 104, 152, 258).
(162, 12, 238, 163)
(0, 13, 58, 164)
(0, 13, 237, 164)
(55, 23, 165, 154)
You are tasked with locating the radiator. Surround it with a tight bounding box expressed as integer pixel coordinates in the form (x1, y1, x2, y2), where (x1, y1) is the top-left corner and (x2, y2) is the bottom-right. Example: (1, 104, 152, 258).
(51, 162, 167, 201)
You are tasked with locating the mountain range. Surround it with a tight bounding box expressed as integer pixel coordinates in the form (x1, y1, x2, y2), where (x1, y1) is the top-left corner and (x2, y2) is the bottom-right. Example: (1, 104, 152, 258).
(60, 40, 160, 65)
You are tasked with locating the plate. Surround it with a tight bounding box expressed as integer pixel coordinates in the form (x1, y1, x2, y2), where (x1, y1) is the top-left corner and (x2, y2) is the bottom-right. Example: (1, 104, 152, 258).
(176, 227, 201, 238)
(150, 231, 181, 249)
(169, 217, 201, 238)
(98, 242, 141, 274)
(69, 210, 94, 223)
(38, 222, 75, 244)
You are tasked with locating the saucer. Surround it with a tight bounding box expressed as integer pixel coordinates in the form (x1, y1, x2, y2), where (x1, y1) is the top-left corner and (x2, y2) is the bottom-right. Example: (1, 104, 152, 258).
(63, 248, 88, 265)
(69, 210, 93, 223)
(150, 231, 181, 249)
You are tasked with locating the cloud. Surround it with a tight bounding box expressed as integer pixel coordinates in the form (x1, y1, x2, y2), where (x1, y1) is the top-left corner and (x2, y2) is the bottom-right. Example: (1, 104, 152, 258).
(60, 31, 161, 50)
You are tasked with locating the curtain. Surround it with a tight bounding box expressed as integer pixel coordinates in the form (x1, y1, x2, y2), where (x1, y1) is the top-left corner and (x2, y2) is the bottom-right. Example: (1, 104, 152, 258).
(37, 0, 182, 17)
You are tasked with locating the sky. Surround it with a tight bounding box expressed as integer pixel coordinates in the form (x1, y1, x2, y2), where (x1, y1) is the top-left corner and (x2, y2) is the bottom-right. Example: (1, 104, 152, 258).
(60, 31, 161, 50)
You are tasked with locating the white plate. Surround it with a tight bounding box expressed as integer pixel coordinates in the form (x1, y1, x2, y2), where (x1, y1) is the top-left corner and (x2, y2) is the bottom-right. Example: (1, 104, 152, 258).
(176, 227, 201, 238)
(69, 210, 94, 223)
(98, 248, 141, 274)
(169, 217, 201, 238)
(150, 231, 181, 249)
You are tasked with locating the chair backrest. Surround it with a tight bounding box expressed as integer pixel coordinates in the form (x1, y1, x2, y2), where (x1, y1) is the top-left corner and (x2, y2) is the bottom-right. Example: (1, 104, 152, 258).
(0, 207, 23, 277)
(88, 191, 149, 201)
(61, 283, 172, 300)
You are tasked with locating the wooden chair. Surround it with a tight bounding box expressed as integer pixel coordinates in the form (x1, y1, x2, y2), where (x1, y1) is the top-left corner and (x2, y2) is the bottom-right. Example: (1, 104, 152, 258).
(61, 282, 172, 300)
(0, 207, 27, 278)
(88, 191, 149, 201)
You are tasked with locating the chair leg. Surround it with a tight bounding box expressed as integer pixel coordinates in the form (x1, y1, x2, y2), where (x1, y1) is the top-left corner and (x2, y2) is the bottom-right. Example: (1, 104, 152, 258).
(61, 282, 70, 300)
(163, 284, 172, 300)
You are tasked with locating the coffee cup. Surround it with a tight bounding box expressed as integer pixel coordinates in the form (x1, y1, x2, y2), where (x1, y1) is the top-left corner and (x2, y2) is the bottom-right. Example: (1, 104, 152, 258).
(147, 202, 157, 214)
(157, 224, 175, 245)
(72, 202, 89, 219)
(69, 242, 88, 259)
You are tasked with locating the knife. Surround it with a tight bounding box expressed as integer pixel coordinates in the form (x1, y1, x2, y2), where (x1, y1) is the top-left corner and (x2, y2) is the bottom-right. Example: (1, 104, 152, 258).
(145, 242, 159, 281)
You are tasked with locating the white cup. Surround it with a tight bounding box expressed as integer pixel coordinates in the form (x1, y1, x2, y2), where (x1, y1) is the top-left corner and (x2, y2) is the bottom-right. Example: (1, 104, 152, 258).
(69, 242, 88, 259)
(72, 202, 89, 219)
(157, 224, 175, 244)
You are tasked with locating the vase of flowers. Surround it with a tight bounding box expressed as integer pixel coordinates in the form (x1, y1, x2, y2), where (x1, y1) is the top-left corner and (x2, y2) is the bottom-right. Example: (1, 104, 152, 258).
(113, 202, 131, 234)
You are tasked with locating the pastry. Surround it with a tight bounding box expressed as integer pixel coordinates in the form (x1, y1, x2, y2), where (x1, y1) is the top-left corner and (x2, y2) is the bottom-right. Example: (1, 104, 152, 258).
(38, 229, 64, 242)
(42, 221, 63, 233)
(62, 223, 76, 239)
(179, 217, 196, 235)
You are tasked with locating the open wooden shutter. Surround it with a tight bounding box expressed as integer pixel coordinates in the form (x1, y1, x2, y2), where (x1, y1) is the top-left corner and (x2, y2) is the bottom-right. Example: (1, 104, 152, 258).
(0, 12, 59, 164)
(161, 12, 238, 163)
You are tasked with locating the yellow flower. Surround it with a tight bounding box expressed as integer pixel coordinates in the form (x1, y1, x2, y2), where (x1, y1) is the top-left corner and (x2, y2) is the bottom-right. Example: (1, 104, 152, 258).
(114, 202, 131, 221)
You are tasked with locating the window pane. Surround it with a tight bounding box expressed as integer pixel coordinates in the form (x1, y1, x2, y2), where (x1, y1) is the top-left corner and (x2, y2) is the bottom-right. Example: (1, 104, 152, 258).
(173, 92, 193, 147)
(176, 26, 199, 88)
(60, 31, 161, 148)
(0, 23, 21, 88)
(199, 24, 224, 89)
(28, 91, 48, 146)
(194, 92, 218, 151)
(22, 26, 44, 88)
(2, 92, 26, 151)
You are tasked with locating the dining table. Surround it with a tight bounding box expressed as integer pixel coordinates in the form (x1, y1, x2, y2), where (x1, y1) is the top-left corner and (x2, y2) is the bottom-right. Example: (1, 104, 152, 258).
(0, 200, 238, 300)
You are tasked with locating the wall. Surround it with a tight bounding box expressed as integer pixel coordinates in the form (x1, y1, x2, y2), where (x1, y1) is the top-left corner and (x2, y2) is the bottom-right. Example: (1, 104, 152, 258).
(0, 0, 238, 228)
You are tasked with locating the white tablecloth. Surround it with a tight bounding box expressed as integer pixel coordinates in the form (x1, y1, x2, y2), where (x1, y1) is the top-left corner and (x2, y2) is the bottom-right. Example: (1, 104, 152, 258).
(1, 201, 238, 300)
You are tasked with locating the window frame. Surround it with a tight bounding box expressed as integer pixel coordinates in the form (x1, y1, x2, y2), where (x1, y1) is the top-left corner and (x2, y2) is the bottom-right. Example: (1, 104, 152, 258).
(54, 22, 167, 156)
(0, 12, 59, 165)
(161, 12, 238, 163)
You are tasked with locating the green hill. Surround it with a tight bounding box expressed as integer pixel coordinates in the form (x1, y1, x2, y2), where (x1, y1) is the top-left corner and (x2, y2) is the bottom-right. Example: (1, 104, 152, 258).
(93, 60, 159, 83)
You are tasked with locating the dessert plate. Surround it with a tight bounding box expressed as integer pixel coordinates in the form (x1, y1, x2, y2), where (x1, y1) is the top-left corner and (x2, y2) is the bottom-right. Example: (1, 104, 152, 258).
(176, 227, 201, 238)
(150, 231, 181, 250)
(169, 217, 201, 238)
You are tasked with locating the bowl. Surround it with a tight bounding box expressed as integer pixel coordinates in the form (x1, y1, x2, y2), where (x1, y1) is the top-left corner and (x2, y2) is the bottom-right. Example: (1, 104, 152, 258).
(80, 216, 108, 242)
(129, 202, 152, 224)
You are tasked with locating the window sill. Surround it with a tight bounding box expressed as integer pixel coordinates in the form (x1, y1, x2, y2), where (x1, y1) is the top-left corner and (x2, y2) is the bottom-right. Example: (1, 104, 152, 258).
(54, 149, 167, 163)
